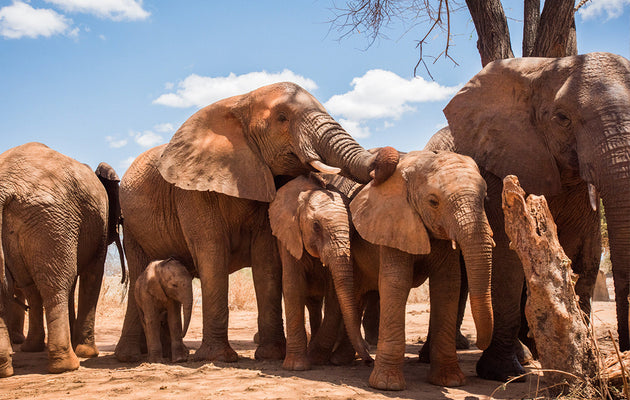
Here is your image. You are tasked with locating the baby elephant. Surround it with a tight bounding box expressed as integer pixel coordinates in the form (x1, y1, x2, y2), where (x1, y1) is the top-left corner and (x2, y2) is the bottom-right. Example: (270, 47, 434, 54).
(135, 258, 193, 363)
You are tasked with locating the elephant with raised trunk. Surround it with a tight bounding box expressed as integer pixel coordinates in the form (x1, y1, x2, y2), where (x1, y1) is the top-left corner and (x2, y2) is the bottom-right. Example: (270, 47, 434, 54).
(135, 258, 193, 363)
(114, 82, 399, 363)
(0, 143, 122, 376)
(271, 150, 494, 390)
(425, 52, 630, 381)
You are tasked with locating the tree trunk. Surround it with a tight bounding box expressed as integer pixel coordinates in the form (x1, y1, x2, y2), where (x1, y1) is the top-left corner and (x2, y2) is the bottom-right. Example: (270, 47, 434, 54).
(501, 175, 597, 384)
(532, 0, 577, 57)
(523, 0, 540, 57)
(465, 0, 514, 66)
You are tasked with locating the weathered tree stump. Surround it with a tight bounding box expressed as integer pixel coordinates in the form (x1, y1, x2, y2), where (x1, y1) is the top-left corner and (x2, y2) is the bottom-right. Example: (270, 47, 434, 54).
(502, 175, 597, 384)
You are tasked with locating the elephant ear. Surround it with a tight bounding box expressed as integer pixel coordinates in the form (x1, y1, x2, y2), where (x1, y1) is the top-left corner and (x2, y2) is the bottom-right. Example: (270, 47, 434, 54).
(157, 96, 276, 202)
(269, 176, 319, 260)
(444, 57, 562, 196)
(350, 157, 430, 255)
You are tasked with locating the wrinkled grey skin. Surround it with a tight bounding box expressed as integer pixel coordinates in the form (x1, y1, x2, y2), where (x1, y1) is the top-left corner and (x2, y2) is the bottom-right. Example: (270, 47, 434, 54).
(425, 52, 630, 382)
(0, 143, 122, 377)
(135, 258, 193, 363)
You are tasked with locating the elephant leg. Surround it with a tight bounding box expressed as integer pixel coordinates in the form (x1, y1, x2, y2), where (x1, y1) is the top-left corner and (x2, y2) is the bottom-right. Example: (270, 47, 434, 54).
(73, 253, 105, 358)
(369, 247, 413, 391)
(166, 301, 188, 363)
(20, 285, 45, 353)
(115, 232, 149, 362)
(308, 275, 342, 366)
(68, 277, 76, 340)
(44, 294, 79, 373)
(281, 250, 310, 370)
(427, 252, 465, 387)
(455, 256, 470, 350)
(361, 291, 380, 347)
(251, 226, 285, 361)
(0, 318, 14, 378)
(142, 308, 164, 363)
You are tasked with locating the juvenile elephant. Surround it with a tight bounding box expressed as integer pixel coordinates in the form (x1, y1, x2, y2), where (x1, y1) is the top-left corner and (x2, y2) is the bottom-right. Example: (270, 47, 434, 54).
(425, 52, 630, 381)
(0, 143, 122, 376)
(272, 150, 494, 390)
(135, 258, 193, 363)
(115, 82, 399, 363)
(269, 174, 372, 371)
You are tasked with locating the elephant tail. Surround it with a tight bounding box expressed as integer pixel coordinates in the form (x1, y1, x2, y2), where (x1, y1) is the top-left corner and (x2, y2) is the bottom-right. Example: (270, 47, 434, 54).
(115, 226, 127, 285)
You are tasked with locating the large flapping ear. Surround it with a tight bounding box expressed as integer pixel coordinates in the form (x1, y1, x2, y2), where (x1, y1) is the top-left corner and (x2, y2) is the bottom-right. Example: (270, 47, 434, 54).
(350, 155, 431, 255)
(157, 95, 276, 202)
(444, 57, 562, 196)
(269, 176, 321, 260)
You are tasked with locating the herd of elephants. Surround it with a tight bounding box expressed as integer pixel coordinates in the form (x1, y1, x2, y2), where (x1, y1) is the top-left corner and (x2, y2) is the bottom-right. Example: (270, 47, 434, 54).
(0, 52, 629, 391)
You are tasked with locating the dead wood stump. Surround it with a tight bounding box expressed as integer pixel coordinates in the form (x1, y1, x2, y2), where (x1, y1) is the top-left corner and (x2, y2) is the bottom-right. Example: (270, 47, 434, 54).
(502, 175, 597, 384)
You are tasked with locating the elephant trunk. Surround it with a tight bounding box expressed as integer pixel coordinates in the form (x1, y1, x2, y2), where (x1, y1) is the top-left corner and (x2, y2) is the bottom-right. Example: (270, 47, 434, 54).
(323, 245, 372, 363)
(583, 117, 630, 351)
(450, 194, 494, 350)
(180, 283, 193, 338)
(299, 112, 398, 184)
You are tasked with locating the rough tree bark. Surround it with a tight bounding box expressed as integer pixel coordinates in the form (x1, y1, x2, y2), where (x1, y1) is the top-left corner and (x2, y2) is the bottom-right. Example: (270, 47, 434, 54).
(532, 0, 578, 57)
(465, 0, 514, 66)
(523, 0, 540, 57)
(502, 175, 597, 383)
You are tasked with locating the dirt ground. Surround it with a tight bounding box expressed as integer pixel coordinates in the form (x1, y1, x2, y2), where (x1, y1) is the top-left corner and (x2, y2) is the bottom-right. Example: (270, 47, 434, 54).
(0, 277, 621, 400)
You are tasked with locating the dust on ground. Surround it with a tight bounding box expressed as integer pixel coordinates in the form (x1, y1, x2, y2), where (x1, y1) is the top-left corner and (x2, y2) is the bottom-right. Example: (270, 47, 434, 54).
(0, 276, 621, 400)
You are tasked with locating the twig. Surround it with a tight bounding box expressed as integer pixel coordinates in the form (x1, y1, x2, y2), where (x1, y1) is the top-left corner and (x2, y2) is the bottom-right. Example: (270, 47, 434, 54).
(609, 330, 630, 399)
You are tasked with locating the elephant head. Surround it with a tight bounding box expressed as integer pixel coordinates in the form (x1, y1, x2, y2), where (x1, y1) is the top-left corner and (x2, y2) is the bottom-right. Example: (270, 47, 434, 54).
(95, 162, 126, 284)
(443, 52, 630, 350)
(156, 82, 399, 203)
(269, 174, 371, 362)
(350, 150, 494, 350)
(154, 259, 193, 337)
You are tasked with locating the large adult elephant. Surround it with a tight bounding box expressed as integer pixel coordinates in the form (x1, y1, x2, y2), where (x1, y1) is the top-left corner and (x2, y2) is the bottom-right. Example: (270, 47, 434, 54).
(0, 142, 122, 376)
(425, 52, 630, 381)
(114, 82, 399, 362)
(271, 150, 495, 390)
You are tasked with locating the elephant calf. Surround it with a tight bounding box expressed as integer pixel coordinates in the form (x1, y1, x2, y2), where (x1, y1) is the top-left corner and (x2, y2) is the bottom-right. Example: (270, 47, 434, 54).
(135, 258, 193, 363)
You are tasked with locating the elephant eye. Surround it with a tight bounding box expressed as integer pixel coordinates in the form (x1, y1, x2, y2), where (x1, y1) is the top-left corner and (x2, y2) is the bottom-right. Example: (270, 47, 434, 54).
(278, 113, 288, 122)
(313, 220, 323, 234)
(428, 195, 439, 209)
(553, 111, 571, 128)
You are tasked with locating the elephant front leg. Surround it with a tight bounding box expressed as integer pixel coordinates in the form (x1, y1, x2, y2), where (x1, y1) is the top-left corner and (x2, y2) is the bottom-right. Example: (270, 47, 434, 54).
(427, 257, 465, 387)
(0, 319, 14, 377)
(166, 301, 189, 363)
(193, 246, 238, 363)
(369, 247, 413, 391)
(281, 251, 310, 370)
(251, 229, 286, 361)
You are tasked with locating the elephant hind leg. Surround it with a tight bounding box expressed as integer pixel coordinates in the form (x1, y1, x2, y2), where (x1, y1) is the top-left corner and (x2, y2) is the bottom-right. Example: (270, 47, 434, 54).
(115, 232, 150, 362)
(73, 253, 106, 358)
(44, 296, 79, 373)
(20, 287, 45, 353)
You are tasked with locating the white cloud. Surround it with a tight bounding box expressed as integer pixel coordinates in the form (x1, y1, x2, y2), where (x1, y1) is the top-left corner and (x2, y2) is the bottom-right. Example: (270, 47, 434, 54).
(44, 0, 150, 21)
(153, 123, 174, 133)
(99, 34, 106, 40)
(106, 135, 128, 148)
(324, 69, 460, 138)
(120, 156, 136, 169)
(579, 0, 630, 20)
(132, 130, 164, 147)
(153, 69, 318, 108)
(0, 1, 72, 39)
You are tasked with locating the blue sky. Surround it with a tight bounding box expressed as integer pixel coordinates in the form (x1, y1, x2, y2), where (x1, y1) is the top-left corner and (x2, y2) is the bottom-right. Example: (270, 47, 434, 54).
(1, 0, 629, 175)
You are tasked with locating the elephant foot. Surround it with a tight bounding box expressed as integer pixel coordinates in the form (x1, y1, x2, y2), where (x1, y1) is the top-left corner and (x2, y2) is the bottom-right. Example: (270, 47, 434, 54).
(9, 331, 25, 345)
(254, 342, 285, 360)
(0, 355, 13, 378)
(114, 339, 142, 363)
(476, 350, 526, 382)
(283, 352, 311, 371)
(330, 343, 356, 366)
(369, 363, 406, 391)
(428, 363, 466, 387)
(456, 331, 470, 350)
(48, 350, 80, 374)
(171, 344, 189, 363)
(418, 342, 430, 363)
(516, 341, 534, 366)
(75, 343, 99, 358)
(193, 342, 238, 362)
(147, 352, 163, 363)
(20, 337, 46, 353)
(307, 341, 332, 365)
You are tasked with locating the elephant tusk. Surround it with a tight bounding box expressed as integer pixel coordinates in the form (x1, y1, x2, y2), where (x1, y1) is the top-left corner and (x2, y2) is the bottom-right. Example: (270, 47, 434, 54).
(588, 183, 598, 212)
(490, 237, 496, 248)
(310, 160, 341, 175)
(452, 240, 457, 250)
